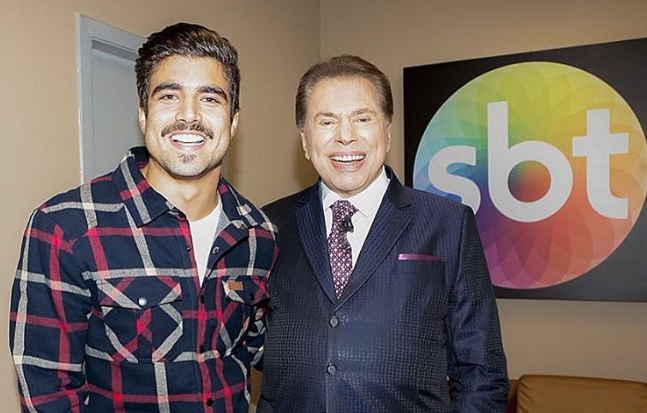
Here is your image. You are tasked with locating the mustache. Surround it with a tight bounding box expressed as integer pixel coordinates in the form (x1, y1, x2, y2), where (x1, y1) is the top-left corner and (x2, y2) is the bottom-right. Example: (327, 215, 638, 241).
(161, 121, 214, 140)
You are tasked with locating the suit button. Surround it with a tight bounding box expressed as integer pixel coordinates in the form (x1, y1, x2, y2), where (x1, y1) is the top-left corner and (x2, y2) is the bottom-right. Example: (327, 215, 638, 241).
(138, 297, 147, 307)
(329, 315, 339, 328)
(326, 364, 337, 375)
(199, 345, 205, 353)
(206, 398, 213, 406)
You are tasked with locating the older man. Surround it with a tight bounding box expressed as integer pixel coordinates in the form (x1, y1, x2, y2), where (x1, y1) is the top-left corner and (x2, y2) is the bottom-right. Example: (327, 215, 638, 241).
(258, 55, 509, 413)
(10, 23, 277, 413)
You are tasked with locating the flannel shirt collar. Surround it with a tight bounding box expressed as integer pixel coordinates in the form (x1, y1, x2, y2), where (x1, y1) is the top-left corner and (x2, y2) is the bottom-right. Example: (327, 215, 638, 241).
(112, 147, 264, 231)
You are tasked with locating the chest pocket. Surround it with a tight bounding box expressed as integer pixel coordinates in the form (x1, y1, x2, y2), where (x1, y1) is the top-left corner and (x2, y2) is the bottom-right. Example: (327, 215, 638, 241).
(96, 276, 183, 363)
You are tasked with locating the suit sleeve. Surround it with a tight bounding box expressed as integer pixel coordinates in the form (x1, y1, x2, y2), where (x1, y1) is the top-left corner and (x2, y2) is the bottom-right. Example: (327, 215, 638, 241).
(446, 207, 509, 413)
(10, 210, 91, 412)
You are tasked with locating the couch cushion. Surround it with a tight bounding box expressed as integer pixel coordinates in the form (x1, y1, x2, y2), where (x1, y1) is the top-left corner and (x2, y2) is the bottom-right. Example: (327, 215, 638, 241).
(516, 374, 647, 413)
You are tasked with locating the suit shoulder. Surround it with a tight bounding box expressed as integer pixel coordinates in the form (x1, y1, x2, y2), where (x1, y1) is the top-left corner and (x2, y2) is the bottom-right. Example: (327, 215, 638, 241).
(403, 185, 471, 221)
(263, 187, 312, 225)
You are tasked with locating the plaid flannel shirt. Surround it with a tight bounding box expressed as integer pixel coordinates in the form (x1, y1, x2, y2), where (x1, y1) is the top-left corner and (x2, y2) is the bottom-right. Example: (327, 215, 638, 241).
(10, 147, 279, 413)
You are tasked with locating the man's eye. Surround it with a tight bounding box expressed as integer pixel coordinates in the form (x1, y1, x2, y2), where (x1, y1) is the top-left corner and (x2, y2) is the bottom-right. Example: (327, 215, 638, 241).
(159, 94, 177, 100)
(356, 116, 371, 123)
(319, 119, 334, 126)
(202, 96, 221, 104)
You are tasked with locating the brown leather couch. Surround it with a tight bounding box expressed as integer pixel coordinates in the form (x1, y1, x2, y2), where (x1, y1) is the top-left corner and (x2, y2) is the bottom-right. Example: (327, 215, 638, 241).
(506, 374, 647, 413)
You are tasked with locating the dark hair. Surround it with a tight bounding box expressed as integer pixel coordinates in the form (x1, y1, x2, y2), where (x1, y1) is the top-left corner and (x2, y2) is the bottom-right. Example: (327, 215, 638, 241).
(135, 22, 240, 119)
(295, 54, 393, 129)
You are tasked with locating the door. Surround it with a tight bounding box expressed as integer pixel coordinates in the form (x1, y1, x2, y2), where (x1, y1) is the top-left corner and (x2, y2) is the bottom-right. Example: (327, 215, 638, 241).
(77, 15, 144, 181)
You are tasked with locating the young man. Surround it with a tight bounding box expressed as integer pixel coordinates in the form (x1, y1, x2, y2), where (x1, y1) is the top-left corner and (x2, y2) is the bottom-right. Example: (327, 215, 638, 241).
(259, 55, 509, 413)
(10, 23, 277, 413)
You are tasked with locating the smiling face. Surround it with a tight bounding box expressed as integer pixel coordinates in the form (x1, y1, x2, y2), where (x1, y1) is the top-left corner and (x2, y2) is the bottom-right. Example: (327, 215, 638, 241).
(138, 55, 238, 183)
(301, 76, 391, 198)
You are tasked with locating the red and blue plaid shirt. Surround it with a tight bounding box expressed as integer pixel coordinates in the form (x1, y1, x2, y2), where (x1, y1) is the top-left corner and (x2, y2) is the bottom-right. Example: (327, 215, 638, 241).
(10, 147, 278, 413)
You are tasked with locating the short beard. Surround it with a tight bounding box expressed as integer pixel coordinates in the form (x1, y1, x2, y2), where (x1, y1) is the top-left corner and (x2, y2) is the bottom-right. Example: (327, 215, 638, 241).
(179, 153, 197, 164)
(161, 151, 216, 179)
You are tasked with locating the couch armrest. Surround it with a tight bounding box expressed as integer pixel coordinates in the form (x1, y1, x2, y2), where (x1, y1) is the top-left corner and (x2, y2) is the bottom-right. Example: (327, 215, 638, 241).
(516, 374, 647, 413)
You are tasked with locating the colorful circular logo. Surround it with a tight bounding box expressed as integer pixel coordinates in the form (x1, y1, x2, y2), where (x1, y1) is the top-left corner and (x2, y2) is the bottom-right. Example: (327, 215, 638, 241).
(413, 62, 647, 289)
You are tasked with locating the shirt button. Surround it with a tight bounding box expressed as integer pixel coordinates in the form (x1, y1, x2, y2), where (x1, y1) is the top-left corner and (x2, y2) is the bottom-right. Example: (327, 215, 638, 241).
(326, 364, 337, 375)
(186, 245, 192, 252)
(138, 297, 147, 307)
(212, 246, 219, 254)
(206, 398, 213, 406)
(329, 315, 339, 328)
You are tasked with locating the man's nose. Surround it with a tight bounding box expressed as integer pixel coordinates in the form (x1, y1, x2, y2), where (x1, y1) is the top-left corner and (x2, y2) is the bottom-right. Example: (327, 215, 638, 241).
(176, 97, 201, 123)
(337, 118, 357, 144)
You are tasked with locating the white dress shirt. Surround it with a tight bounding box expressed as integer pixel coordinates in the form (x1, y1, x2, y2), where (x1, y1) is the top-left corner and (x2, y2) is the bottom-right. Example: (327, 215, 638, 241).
(321, 167, 390, 266)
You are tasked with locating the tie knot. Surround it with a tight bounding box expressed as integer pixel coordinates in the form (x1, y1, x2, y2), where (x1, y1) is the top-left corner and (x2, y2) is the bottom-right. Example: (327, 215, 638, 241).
(331, 200, 357, 224)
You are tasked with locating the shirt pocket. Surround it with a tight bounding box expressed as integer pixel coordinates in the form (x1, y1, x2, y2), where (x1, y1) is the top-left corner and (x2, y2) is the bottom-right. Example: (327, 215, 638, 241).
(96, 276, 183, 363)
(218, 275, 270, 352)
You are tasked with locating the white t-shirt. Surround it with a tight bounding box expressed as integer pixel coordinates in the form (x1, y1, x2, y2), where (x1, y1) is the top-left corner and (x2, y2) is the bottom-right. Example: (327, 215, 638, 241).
(189, 200, 222, 285)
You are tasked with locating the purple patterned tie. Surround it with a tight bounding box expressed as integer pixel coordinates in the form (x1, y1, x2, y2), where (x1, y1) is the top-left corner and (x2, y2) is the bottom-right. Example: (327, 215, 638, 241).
(328, 200, 358, 298)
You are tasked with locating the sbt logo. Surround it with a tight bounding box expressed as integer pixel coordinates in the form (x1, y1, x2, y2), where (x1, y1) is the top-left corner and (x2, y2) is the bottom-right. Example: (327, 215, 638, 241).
(428, 101, 629, 222)
(412, 61, 647, 289)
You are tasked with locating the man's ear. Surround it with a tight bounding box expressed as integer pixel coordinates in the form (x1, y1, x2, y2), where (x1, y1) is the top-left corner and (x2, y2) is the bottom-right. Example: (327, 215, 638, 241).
(300, 130, 310, 160)
(386, 122, 392, 153)
(230, 111, 239, 137)
(138, 106, 147, 134)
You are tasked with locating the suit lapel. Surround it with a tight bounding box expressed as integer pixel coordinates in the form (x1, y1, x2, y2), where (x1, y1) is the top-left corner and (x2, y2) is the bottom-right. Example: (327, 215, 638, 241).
(295, 184, 337, 303)
(336, 171, 413, 307)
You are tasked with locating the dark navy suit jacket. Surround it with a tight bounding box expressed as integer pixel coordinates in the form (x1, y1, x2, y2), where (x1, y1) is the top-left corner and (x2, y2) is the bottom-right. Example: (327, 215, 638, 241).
(258, 167, 508, 413)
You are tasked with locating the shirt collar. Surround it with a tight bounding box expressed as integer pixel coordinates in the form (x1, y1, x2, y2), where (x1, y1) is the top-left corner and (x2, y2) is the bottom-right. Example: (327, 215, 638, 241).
(320, 166, 390, 219)
(112, 146, 264, 230)
(112, 147, 171, 227)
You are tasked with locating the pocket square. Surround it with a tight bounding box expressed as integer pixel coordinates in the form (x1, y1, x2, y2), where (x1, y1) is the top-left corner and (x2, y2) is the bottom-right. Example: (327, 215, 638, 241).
(397, 253, 443, 262)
